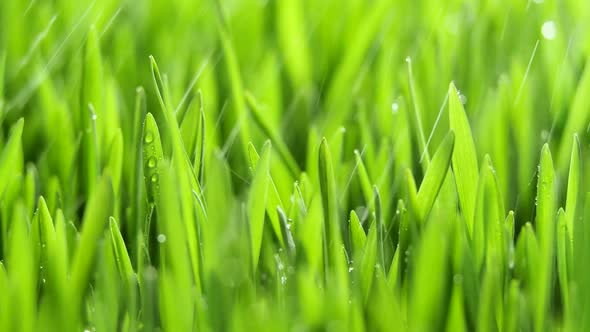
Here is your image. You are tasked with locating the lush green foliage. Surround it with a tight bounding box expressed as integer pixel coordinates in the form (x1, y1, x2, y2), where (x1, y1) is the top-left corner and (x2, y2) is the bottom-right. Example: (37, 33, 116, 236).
(1, 0, 590, 330)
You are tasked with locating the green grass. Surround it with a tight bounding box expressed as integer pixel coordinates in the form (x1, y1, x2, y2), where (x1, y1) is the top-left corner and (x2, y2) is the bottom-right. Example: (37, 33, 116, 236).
(1, 0, 590, 330)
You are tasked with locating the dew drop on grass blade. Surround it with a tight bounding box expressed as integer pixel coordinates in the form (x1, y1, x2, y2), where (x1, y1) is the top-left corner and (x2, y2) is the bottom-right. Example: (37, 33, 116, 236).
(141, 113, 163, 205)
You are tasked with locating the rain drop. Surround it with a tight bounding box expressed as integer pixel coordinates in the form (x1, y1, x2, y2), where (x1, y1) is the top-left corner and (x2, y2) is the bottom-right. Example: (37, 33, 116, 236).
(541, 21, 557, 40)
(151, 174, 159, 183)
(391, 102, 399, 114)
(459, 93, 467, 105)
(144, 132, 154, 144)
(157, 233, 166, 243)
(281, 275, 287, 284)
(148, 157, 157, 168)
(348, 266, 354, 272)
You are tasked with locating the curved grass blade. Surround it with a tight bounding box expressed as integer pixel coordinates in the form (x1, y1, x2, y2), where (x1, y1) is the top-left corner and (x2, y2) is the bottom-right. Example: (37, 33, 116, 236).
(449, 82, 479, 235)
(354, 149, 373, 206)
(215, 25, 250, 160)
(245, 92, 300, 178)
(179, 96, 199, 163)
(247, 142, 285, 246)
(194, 91, 206, 184)
(109, 217, 134, 284)
(416, 130, 455, 221)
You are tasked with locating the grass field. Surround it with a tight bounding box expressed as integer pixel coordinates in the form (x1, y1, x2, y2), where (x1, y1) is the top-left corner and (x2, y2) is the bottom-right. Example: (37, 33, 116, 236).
(1, 0, 590, 330)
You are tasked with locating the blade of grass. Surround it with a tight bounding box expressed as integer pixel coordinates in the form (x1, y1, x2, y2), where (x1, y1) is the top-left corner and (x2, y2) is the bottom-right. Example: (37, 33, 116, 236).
(248, 140, 271, 270)
(449, 82, 479, 235)
(534, 144, 556, 331)
(416, 130, 455, 221)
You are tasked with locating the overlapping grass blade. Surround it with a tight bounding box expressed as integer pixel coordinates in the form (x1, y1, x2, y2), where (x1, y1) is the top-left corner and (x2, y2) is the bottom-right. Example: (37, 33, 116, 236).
(416, 130, 455, 221)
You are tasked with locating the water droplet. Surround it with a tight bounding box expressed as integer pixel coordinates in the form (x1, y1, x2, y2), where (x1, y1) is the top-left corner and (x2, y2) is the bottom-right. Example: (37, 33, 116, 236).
(148, 157, 157, 168)
(348, 266, 354, 272)
(151, 174, 158, 183)
(405, 56, 411, 63)
(391, 102, 399, 114)
(91, 114, 97, 121)
(286, 223, 291, 230)
(541, 21, 557, 40)
(280, 275, 287, 284)
(278, 262, 284, 271)
(144, 132, 154, 143)
(157, 233, 166, 243)
(459, 93, 467, 105)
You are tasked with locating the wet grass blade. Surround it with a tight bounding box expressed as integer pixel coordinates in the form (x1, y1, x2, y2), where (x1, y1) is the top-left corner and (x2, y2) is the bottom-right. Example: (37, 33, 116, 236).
(142, 113, 163, 205)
